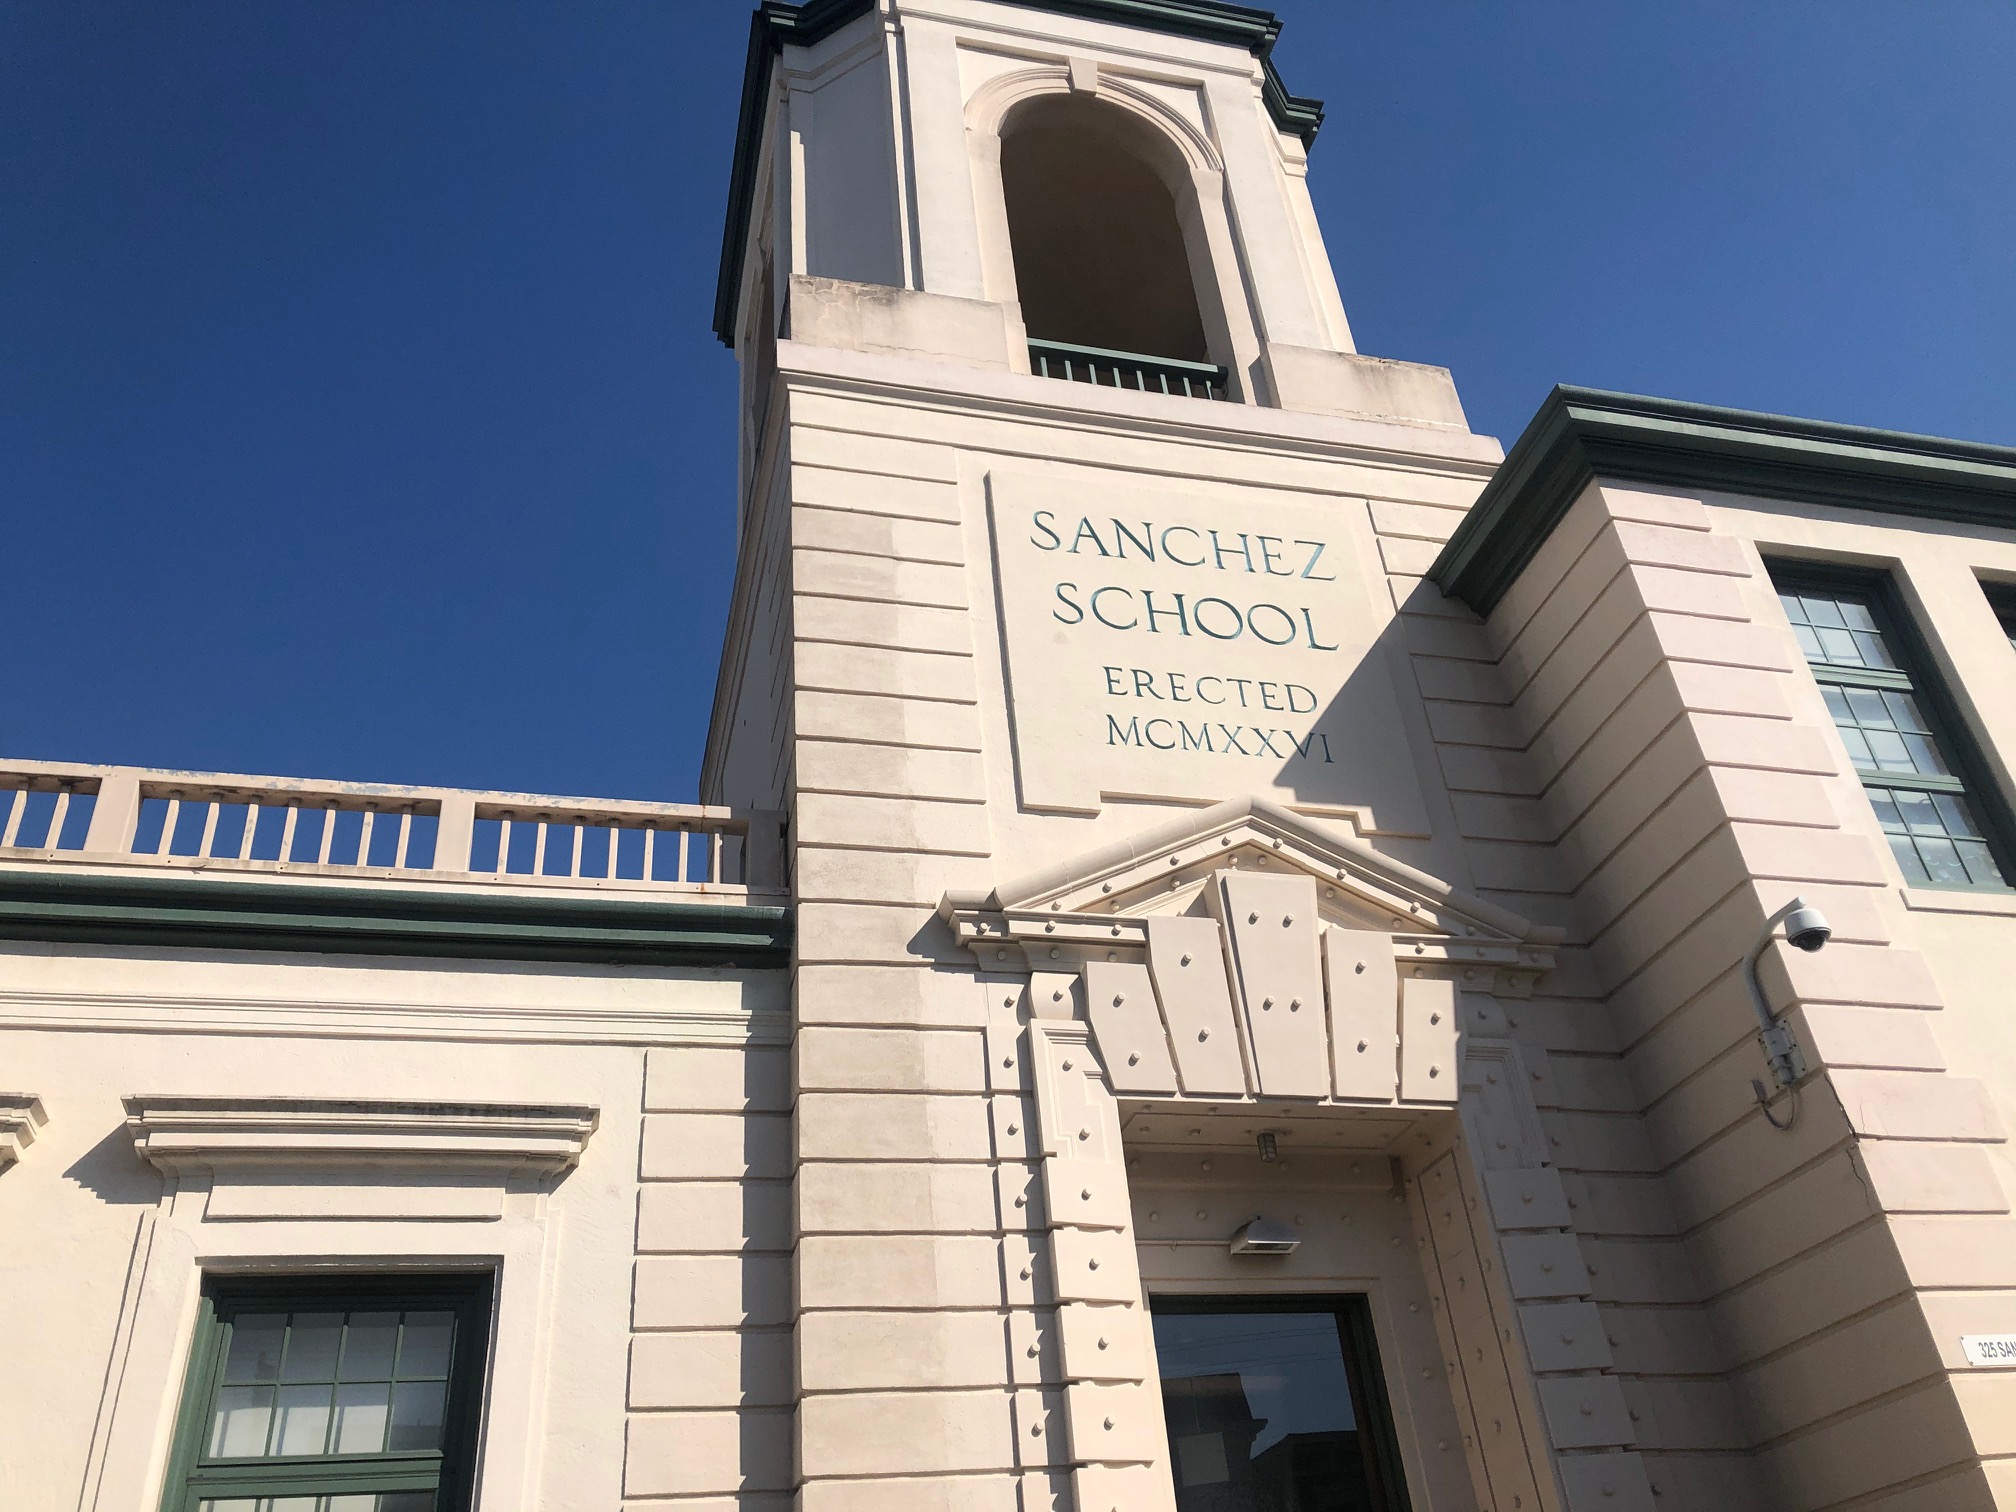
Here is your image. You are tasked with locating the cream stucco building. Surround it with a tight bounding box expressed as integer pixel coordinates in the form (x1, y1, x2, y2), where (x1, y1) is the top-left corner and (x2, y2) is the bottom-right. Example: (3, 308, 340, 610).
(10, 3, 2016, 1510)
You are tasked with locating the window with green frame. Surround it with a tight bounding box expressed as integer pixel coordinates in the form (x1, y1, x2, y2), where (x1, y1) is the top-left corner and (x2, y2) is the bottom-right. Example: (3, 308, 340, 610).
(1987, 582, 2016, 654)
(1771, 565, 2012, 891)
(159, 1274, 491, 1512)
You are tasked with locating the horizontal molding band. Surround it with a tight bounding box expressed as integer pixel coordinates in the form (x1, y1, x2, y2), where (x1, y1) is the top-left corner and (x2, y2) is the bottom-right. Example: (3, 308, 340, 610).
(0, 870, 792, 968)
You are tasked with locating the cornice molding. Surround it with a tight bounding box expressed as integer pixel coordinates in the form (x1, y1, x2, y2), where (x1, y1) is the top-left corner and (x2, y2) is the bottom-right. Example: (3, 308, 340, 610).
(771, 338, 1505, 471)
(0, 869, 792, 968)
(0, 988, 791, 1047)
(124, 1096, 599, 1180)
(715, 0, 1322, 344)
(1431, 385, 2016, 617)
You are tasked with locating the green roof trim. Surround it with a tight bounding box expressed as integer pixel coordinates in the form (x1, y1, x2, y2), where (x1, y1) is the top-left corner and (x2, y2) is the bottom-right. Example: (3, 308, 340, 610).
(0, 870, 792, 968)
(713, 0, 1323, 345)
(1429, 386, 2016, 616)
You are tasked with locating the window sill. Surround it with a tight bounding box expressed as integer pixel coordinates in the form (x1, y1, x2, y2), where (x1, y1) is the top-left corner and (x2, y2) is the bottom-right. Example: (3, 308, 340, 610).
(1900, 884, 2016, 917)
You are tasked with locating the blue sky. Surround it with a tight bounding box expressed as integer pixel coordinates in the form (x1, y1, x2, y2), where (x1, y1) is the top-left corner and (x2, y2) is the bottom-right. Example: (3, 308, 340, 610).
(6, 2, 2012, 802)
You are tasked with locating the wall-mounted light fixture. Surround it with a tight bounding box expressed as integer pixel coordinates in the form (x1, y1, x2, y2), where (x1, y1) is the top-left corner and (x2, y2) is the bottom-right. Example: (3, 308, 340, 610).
(1229, 1218, 1299, 1256)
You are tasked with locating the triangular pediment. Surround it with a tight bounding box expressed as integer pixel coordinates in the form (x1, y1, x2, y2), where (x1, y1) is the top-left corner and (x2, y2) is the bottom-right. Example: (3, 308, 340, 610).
(941, 799, 1557, 1110)
(941, 795, 1558, 964)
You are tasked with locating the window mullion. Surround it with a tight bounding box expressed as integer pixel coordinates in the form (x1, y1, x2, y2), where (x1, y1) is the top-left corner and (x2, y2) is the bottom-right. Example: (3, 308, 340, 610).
(1856, 770, 1968, 795)
(1811, 664, 1914, 693)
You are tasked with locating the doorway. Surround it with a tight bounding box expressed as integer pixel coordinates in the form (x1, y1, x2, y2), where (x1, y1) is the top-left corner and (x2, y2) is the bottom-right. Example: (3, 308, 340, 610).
(1151, 1296, 1413, 1512)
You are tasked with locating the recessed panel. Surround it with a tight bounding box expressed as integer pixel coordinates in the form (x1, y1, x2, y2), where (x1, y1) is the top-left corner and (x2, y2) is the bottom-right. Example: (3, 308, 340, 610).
(987, 469, 1431, 829)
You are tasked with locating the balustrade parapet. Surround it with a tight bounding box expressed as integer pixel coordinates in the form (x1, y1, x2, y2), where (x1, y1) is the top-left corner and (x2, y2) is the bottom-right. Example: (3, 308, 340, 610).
(0, 758, 782, 901)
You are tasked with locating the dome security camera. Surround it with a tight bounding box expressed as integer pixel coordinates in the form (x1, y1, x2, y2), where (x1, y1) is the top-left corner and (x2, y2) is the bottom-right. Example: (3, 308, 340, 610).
(1746, 895, 1831, 1091)
(1782, 902, 1831, 953)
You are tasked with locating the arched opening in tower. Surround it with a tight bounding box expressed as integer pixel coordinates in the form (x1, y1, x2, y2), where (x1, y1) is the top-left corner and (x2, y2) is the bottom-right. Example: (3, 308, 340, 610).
(1000, 97, 1211, 364)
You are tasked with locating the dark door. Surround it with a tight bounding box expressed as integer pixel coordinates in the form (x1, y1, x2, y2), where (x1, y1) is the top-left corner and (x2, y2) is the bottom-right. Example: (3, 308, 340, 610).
(1151, 1295, 1413, 1512)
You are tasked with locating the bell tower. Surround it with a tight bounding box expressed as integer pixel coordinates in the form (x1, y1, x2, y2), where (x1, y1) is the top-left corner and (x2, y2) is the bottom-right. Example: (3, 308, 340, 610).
(712, 0, 1473, 487)
(700, 5, 1561, 1512)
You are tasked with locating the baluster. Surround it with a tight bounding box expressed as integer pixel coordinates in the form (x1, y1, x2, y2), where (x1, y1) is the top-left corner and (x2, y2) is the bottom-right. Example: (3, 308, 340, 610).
(279, 805, 300, 863)
(356, 808, 377, 867)
(0, 790, 25, 849)
(567, 821, 584, 878)
(45, 789, 72, 849)
(197, 799, 221, 858)
(532, 818, 549, 877)
(497, 816, 514, 874)
(240, 803, 262, 860)
(605, 824, 620, 879)
(394, 810, 413, 869)
(678, 827, 691, 883)
(642, 825, 657, 881)
(158, 798, 182, 856)
(709, 827, 723, 884)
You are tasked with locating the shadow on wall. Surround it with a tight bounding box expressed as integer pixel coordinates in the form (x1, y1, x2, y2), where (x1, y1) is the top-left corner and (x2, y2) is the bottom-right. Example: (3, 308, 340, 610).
(65, 1121, 162, 1205)
(1271, 583, 1465, 864)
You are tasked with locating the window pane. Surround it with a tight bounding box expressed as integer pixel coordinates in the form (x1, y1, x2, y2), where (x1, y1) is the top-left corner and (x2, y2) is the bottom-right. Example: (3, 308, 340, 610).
(1799, 594, 1846, 629)
(1958, 839, 2002, 886)
(281, 1314, 344, 1382)
(1893, 790, 1944, 833)
(340, 1313, 401, 1381)
(271, 1382, 333, 1455)
(396, 1313, 455, 1380)
(1918, 835, 1970, 885)
(332, 1381, 392, 1453)
(209, 1385, 274, 1458)
(1863, 730, 1914, 772)
(1886, 831, 1929, 884)
(195, 1501, 259, 1512)
(1900, 734, 1948, 775)
(387, 1380, 448, 1452)
(223, 1316, 287, 1385)
(1844, 688, 1892, 727)
(378, 1495, 437, 1512)
(1853, 629, 1898, 669)
(267, 1501, 319, 1512)
(1934, 793, 1985, 838)
(1153, 1308, 1381, 1512)
(1883, 691, 1931, 733)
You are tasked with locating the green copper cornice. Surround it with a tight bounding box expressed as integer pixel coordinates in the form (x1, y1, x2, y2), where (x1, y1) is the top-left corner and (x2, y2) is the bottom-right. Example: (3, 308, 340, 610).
(0, 870, 791, 968)
(1429, 386, 2016, 617)
(713, 0, 1323, 345)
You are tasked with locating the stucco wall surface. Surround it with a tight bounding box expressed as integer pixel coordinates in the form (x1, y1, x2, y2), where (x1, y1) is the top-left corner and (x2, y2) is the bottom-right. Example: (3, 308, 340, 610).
(0, 940, 785, 1512)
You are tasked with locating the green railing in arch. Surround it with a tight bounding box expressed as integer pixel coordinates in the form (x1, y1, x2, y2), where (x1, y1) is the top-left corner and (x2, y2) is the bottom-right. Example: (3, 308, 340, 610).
(1027, 338, 1232, 401)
